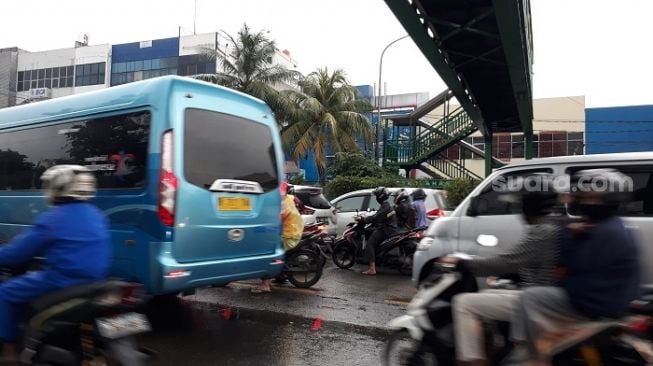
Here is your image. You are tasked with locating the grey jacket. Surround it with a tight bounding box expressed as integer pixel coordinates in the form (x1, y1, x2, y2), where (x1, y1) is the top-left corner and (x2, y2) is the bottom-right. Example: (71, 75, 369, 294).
(461, 223, 561, 287)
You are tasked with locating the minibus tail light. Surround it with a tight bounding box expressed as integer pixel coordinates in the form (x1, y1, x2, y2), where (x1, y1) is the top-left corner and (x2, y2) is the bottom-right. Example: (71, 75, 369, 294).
(158, 130, 178, 227)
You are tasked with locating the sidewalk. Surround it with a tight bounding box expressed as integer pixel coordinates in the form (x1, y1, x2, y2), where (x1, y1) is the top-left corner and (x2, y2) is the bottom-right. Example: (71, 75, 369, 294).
(184, 264, 417, 336)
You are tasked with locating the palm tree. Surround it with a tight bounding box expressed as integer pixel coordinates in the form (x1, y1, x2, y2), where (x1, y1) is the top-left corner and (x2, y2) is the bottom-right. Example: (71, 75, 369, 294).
(282, 67, 374, 183)
(194, 24, 301, 125)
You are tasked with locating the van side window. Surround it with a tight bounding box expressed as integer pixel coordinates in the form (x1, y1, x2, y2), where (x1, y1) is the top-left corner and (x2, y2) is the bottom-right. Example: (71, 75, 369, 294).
(474, 168, 554, 216)
(566, 165, 653, 217)
(0, 111, 150, 191)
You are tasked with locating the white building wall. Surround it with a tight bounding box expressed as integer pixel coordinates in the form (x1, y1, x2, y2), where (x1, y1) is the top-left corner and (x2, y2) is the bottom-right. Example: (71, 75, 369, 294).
(74, 44, 111, 92)
(179, 32, 219, 56)
(18, 48, 75, 70)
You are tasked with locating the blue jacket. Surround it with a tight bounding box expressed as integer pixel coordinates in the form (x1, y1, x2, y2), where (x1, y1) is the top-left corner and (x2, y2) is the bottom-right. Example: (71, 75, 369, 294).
(558, 216, 640, 318)
(0, 202, 111, 282)
(411, 200, 427, 228)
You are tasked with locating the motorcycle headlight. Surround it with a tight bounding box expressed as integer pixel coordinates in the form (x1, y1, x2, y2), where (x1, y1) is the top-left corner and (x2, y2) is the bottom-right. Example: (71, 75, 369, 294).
(416, 237, 434, 251)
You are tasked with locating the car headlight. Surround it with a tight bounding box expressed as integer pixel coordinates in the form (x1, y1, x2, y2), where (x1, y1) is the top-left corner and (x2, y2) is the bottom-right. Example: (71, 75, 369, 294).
(416, 237, 434, 251)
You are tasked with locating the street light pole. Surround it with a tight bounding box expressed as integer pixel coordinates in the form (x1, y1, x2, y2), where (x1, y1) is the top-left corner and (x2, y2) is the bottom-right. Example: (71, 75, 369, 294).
(375, 35, 409, 163)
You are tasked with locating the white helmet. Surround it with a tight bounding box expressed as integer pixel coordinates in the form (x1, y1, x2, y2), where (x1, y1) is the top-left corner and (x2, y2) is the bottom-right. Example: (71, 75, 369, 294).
(41, 165, 97, 204)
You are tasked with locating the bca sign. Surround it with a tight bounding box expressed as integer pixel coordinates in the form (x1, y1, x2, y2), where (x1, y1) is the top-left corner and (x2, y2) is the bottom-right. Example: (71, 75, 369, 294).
(29, 88, 51, 99)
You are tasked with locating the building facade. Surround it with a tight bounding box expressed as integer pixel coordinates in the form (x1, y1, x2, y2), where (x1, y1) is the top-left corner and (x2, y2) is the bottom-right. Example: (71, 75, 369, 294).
(440, 96, 586, 178)
(0, 31, 298, 108)
(585, 104, 653, 154)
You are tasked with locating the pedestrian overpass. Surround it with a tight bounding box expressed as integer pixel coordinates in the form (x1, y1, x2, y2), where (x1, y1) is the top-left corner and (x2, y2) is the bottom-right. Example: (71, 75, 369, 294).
(382, 0, 534, 178)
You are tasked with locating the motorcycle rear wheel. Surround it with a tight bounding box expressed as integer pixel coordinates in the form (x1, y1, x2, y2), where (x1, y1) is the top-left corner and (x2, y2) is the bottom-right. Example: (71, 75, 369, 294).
(332, 241, 356, 270)
(382, 330, 442, 366)
(285, 249, 323, 288)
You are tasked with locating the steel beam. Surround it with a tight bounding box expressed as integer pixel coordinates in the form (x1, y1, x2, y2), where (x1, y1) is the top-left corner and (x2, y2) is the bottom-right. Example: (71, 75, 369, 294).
(492, 0, 534, 136)
(436, 9, 496, 44)
(451, 46, 505, 70)
(425, 16, 501, 41)
(384, 0, 487, 136)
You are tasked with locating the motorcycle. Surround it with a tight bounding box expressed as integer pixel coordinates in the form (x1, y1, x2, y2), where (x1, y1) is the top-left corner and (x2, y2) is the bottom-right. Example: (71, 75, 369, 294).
(280, 226, 325, 289)
(382, 254, 652, 366)
(0, 262, 153, 365)
(331, 217, 426, 275)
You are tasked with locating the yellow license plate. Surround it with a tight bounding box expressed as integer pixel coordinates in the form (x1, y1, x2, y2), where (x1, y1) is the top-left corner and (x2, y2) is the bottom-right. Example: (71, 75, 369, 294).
(218, 197, 251, 211)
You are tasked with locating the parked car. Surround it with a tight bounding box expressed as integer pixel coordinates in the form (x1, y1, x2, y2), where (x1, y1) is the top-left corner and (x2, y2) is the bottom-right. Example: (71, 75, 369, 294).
(412, 152, 653, 287)
(291, 185, 337, 235)
(330, 188, 451, 237)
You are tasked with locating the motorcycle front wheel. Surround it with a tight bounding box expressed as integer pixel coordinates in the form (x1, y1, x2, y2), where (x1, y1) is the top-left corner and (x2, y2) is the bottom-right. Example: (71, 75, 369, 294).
(332, 241, 356, 269)
(382, 330, 442, 366)
(285, 249, 323, 288)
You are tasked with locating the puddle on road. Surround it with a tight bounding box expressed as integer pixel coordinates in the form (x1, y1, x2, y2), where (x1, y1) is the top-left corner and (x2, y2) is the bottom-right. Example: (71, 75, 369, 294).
(140, 298, 383, 366)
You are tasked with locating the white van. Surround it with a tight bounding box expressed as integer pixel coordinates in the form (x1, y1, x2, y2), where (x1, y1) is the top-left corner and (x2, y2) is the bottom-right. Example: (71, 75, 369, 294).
(413, 152, 653, 286)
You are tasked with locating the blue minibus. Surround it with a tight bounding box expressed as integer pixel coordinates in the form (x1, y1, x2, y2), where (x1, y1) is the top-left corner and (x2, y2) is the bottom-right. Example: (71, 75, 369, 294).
(0, 76, 285, 295)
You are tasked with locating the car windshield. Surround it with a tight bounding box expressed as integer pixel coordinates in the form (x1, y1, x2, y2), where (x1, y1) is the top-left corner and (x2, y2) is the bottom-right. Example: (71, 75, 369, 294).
(295, 190, 331, 209)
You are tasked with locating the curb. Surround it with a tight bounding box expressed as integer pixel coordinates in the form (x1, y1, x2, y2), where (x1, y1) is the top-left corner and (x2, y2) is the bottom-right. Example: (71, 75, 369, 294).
(183, 298, 395, 340)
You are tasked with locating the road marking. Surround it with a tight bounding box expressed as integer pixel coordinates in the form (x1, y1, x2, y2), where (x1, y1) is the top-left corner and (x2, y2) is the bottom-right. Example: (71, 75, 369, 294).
(384, 298, 411, 306)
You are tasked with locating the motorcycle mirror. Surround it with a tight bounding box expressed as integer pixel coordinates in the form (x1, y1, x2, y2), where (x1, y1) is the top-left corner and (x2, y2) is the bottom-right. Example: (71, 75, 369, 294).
(476, 234, 498, 247)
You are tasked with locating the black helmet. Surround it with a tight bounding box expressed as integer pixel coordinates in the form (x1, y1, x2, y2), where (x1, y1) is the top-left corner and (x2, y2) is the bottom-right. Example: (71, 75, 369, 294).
(395, 189, 410, 204)
(373, 187, 390, 203)
(411, 188, 427, 200)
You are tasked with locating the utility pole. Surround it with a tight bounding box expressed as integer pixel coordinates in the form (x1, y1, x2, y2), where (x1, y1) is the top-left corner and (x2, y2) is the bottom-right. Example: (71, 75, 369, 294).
(375, 35, 409, 163)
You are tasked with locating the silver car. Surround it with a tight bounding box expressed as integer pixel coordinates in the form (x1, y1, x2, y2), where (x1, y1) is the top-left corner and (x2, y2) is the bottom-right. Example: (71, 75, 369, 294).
(412, 152, 653, 287)
(330, 187, 451, 237)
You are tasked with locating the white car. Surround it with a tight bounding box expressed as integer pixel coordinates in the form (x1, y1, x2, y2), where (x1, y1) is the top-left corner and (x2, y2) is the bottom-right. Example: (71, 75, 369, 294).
(330, 188, 451, 237)
(291, 185, 337, 235)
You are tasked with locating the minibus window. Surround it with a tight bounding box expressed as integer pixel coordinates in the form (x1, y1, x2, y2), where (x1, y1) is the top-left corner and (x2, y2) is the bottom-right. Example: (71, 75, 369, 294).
(0, 111, 150, 190)
(183, 108, 279, 192)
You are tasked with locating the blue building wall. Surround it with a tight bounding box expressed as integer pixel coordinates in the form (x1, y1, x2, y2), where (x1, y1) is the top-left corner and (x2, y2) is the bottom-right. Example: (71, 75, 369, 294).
(586, 105, 653, 154)
(356, 85, 374, 100)
(111, 37, 179, 62)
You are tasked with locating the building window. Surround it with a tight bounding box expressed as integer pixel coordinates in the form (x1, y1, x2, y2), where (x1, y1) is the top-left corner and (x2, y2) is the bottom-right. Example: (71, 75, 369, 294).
(18, 65, 76, 91)
(74, 62, 106, 87)
(567, 132, 584, 155)
(111, 57, 178, 86)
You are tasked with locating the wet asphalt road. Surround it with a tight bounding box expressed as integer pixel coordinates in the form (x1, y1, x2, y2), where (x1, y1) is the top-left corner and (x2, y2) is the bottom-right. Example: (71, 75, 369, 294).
(139, 297, 385, 366)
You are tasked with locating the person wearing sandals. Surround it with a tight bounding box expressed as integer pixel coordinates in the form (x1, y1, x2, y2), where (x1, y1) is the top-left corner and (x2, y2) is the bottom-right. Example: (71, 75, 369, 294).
(252, 182, 304, 293)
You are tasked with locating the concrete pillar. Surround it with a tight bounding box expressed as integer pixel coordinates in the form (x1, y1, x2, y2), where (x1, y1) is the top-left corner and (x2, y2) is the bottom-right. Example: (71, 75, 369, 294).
(484, 132, 493, 177)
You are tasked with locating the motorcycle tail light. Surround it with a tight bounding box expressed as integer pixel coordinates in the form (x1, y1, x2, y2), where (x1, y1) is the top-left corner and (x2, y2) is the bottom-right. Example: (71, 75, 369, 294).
(627, 316, 652, 333)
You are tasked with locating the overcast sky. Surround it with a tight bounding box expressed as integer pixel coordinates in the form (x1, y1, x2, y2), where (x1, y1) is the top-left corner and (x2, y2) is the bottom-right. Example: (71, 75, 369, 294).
(2, 0, 652, 108)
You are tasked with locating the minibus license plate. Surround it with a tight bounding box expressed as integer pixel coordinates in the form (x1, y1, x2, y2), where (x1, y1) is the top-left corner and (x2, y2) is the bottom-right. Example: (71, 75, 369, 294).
(219, 197, 251, 211)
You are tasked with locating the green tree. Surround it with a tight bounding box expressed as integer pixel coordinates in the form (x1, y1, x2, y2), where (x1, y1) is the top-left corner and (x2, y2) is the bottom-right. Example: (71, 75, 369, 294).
(282, 68, 374, 183)
(327, 152, 386, 179)
(443, 178, 481, 207)
(194, 24, 301, 126)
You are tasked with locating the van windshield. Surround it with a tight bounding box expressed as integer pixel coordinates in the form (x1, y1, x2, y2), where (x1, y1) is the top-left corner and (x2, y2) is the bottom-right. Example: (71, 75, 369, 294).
(183, 108, 279, 192)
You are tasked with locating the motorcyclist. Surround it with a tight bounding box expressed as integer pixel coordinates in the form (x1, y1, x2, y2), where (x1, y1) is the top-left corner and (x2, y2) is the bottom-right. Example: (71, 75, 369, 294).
(358, 187, 397, 276)
(410, 188, 428, 228)
(512, 169, 640, 365)
(439, 184, 561, 366)
(394, 189, 415, 230)
(0, 165, 111, 363)
(253, 181, 304, 292)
